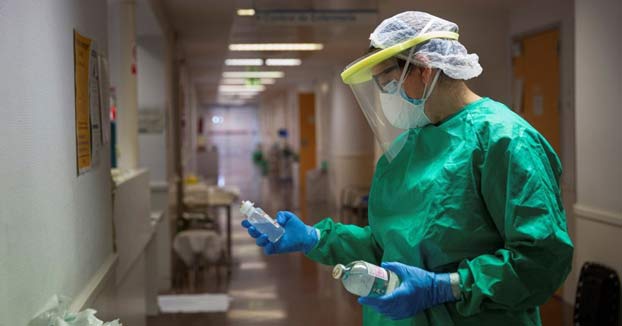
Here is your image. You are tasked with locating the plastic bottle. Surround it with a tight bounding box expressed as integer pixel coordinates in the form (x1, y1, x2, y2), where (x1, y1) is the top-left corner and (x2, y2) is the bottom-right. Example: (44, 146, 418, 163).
(240, 200, 285, 242)
(332, 260, 400, 297)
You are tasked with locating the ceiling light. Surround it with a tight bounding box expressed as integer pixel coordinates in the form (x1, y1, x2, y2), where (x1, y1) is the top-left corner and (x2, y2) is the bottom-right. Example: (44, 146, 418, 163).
(223, 71, 284, 78)
(218, 85, 266, 92)
(221, 78, 276, 85)
(211, 116, 224, 124)
(225, 59, 263, 66)
(221, 78, 247, 85)
(265, 58, 301, 66)
(237, 9, 255, 16)
(229, 43, 324, 51)
(218, 99, 247, 106)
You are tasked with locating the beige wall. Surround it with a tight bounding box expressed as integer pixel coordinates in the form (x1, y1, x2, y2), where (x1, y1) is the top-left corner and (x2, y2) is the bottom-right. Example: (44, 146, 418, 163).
(573, 0, 622, 314)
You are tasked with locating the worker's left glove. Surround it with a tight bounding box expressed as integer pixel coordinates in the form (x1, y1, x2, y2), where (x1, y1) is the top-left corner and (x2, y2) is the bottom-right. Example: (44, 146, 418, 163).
(358, 262, 459, 320)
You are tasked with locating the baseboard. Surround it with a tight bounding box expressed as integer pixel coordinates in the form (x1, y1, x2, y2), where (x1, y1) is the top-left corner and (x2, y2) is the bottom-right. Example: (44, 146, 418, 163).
(69, 253, 119, 312)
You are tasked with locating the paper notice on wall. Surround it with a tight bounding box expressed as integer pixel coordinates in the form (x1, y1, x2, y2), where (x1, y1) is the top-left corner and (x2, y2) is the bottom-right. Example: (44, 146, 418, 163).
(512, 78, 524, 113)
(98, 55, 111, 145)
(74, 30, 92, 175)
(139, 109, 165, 134)
(533, 94, 544, 116)
(89, 46, 102, 167)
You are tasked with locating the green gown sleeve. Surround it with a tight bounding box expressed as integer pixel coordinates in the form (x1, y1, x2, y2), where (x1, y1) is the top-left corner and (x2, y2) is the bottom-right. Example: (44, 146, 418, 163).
(455, 132, 574, 316)
(305, 218, 383, 266)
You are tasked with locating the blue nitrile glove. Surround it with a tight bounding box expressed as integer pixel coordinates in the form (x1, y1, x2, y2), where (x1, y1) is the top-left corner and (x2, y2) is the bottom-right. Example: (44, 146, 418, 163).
(358, 262, 458, 320)
(241, 211, 318, 255)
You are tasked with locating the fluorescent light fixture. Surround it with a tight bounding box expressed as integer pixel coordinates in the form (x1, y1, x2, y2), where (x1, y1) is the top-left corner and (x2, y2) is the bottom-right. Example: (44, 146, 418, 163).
(239, 261, 267, 270)
(265, 58, 301, 66)
(227, 309, 287, 320)
(221, 78, 247, 85)
(225, 58, 263, 66)
(223, 71, 284, 78)
(237, 8, 255, 16)
(229, 43, 324, 51)
(218, 99, 247, 106)
(218, 85, 266, 92)
(221, 78, 276, 85)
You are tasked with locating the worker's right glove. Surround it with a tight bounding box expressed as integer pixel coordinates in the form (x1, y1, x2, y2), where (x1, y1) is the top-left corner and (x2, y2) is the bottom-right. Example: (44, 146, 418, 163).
(358, 262, 459, 320)
(241, 211, 319, 255)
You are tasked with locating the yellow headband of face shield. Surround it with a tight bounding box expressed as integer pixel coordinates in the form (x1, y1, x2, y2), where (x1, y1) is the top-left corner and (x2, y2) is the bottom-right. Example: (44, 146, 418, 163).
(340, 31, 459, 85)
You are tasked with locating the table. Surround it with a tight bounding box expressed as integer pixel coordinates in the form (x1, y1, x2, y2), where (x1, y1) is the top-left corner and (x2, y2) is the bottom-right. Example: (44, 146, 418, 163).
(183, 184, 238, 275)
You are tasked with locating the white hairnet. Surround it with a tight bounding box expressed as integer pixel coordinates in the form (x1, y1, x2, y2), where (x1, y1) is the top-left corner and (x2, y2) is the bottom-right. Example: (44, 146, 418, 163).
(369, 11, 482, 80)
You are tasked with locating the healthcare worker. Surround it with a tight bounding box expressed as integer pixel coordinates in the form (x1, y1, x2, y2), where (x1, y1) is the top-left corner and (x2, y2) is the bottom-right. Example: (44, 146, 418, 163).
(242, 11, 573, 325)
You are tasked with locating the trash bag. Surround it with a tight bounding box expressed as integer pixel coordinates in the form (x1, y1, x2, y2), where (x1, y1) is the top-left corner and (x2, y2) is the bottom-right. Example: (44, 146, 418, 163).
(28, 295, 121, 326)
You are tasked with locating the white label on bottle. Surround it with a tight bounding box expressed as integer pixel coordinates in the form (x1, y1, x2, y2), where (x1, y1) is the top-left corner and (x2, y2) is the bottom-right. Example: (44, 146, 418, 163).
(258, 210, 281, 229)
(365, 262, 388, 281)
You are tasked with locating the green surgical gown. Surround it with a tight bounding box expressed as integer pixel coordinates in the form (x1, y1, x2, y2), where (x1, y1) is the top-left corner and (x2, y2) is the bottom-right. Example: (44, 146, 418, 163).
(306, 97, 574, 325)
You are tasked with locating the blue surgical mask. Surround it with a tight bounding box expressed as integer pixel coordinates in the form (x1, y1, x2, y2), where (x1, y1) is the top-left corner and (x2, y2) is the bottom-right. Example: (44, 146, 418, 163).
(399, 88, 425, 106)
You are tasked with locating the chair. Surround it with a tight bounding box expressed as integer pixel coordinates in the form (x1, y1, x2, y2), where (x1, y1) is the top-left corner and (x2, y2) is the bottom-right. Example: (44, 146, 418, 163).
(173, 229, 225, 290)
(574, 262, 620, 326)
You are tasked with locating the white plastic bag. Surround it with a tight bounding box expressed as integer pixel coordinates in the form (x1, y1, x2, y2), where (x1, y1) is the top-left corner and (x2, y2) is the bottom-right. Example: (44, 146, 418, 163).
(28, 295, 121, 326)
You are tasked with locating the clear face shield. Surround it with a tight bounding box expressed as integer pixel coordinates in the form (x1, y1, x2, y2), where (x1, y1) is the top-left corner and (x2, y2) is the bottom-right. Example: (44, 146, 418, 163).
(340, 31, 457, 162)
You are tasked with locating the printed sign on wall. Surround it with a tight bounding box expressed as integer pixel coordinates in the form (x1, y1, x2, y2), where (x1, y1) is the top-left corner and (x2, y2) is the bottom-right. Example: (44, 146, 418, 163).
(74, 30, 92, 174)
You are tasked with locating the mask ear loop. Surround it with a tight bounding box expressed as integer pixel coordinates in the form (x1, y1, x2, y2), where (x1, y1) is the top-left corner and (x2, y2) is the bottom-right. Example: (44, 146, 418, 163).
(396, 46, 416, 92)
(422, 69, 442, 101)
(397, 17, 439, 98)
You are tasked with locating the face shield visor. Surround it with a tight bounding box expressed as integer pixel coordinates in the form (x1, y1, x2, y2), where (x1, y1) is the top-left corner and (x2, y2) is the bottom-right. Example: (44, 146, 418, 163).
(341, 31, 459, 162)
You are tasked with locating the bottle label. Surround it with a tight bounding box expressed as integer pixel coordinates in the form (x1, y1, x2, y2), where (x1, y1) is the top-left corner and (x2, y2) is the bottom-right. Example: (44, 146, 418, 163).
(369, 277, 390, 297)
(365, 263, 388, 281)
(364, 262, 390, 297)
(259, 209, 281, 229)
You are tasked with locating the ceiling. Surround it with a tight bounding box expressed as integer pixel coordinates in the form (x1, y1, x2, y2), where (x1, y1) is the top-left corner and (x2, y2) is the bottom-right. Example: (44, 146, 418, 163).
(157, 0, 516, 107)
(159, 0, 380, 107)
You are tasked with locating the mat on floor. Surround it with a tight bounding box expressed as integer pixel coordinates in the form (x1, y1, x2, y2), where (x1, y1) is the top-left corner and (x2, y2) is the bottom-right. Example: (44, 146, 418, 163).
(158, 294, 232, 313)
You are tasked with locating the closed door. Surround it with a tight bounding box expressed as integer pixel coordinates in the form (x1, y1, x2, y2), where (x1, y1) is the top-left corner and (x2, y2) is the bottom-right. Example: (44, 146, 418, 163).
(512, 28, 561, 152)
(298, 93, 317, 220)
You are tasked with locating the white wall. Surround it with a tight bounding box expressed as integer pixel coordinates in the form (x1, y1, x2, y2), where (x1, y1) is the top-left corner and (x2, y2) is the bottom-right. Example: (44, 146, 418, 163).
(0, 1, 113, 325)
(328, 74, 376, 207)
(573, 0, 622, 312)
(575, 0, 622, 215)
(137, 35, 167, 183)
(108, 0, 139, 169)
(259, 89, 294, 148)
(204, 107, 261, 199)
(180, 66, 198, 175)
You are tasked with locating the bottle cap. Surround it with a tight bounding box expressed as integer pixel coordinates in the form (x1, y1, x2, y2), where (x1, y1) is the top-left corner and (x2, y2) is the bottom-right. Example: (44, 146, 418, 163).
(240, 200, 255, 215)
(332, 264, 345, 279)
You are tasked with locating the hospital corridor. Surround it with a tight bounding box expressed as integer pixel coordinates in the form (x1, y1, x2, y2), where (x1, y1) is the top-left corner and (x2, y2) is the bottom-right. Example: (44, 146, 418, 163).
(1, 0, 621, 326)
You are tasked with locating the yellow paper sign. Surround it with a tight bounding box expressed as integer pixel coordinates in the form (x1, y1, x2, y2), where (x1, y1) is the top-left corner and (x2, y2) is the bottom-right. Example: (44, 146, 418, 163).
(74, 31, 92, 174)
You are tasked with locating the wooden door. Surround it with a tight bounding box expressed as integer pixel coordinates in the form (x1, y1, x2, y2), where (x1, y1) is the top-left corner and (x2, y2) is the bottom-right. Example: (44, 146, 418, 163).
(298, 93, 317, 220)
(512, 28, 561, 152)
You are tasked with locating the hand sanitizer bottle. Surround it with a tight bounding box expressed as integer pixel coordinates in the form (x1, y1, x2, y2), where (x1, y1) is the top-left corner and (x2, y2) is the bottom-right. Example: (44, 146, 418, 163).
(240, 200, 285, 242)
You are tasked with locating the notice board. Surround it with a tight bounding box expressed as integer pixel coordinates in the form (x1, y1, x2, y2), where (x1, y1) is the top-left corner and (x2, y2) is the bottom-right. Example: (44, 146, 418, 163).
(74, 30, 92, 174)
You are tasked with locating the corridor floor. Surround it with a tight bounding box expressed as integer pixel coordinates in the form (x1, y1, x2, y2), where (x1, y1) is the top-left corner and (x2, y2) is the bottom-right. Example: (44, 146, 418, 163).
(147, 183, 363, 326)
